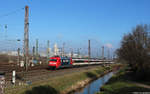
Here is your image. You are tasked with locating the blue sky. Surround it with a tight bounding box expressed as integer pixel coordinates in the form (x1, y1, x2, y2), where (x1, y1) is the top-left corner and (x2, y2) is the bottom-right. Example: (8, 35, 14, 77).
(0, 0, 150, 57)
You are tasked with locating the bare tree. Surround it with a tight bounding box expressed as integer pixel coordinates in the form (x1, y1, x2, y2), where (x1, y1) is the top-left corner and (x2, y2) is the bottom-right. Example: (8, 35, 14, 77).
(117, 24, 150, 80)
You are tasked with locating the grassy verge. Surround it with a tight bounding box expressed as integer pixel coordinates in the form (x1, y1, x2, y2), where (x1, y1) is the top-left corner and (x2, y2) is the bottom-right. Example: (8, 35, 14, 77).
(5, 65, 117, 94)
(96, 67, 150, 94)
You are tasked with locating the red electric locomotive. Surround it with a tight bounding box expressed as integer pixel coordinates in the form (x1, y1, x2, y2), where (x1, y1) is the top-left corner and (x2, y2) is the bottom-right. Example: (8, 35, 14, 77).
(49, 56, 73, 69)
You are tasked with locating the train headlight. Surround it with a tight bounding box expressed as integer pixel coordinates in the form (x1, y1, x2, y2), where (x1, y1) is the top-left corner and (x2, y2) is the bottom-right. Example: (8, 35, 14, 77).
(50, 62, 56, 64)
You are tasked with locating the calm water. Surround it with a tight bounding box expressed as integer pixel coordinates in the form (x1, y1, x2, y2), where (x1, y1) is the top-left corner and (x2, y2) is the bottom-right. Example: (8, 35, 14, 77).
(74, 72, 114, 94)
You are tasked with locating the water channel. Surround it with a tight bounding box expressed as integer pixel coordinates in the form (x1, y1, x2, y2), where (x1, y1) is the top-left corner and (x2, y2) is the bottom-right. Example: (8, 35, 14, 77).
(74, 72, 114, 94)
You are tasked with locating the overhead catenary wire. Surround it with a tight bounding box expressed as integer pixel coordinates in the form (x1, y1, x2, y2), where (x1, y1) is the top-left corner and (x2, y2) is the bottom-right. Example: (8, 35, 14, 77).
(0, 7, 24, 19)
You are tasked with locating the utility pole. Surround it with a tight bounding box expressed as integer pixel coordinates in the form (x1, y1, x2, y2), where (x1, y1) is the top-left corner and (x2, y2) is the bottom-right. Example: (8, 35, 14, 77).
(77, 48, 80, 58)
(17, 48, 20, 66)
(60, 48, 63, 57)
(77, 48, 81, 58)
(32, 46, 35, 57)
(24, 6, 29, 71)
(112, 50, 115, 60)
(88, 40, 91, 63)
(36, 39, 39, 60)
(5, 24, 7, 40)
(32, 46, 35, 63)
(47, 40, 50, 63)
(62, 43, 65, 57)
(71, 48, 73, 58)
(102, 46, 104, 59)
(107, 48, 110, 60)
(97, 50, 98, 59)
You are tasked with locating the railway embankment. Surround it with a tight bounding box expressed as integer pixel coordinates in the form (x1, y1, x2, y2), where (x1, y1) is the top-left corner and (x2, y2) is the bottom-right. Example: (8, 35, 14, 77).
(5, 64, 121, 94)
(96, 66, 150, 94)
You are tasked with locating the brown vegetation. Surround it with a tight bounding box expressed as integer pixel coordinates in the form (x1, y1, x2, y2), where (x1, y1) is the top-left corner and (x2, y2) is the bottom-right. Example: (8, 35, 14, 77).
(117, 24, 150, 81)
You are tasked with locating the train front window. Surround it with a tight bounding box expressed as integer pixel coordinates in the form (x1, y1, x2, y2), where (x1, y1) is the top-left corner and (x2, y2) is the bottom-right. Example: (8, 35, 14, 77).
(50, 59, 57, 62)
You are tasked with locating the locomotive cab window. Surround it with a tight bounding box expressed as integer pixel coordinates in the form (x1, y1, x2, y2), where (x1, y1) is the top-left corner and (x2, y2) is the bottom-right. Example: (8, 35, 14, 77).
(66, 60, 68, 62)
(50, 59, 57, 62)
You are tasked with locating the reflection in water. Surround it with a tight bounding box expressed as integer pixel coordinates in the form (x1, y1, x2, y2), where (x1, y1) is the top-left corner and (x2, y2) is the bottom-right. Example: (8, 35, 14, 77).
(87, 84, 90, 94)
(75, 72, 114, 94)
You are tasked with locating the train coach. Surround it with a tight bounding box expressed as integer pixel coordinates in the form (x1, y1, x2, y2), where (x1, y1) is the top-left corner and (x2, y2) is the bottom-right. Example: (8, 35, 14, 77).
(48, 56, 73, 69)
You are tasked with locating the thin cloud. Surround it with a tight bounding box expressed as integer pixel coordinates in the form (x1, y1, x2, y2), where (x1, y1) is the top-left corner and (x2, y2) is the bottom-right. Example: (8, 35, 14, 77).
(105, 43, 113, 48)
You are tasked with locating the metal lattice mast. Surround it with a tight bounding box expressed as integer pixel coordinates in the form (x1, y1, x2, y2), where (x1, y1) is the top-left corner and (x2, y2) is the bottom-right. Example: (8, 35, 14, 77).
(17, 48, 20, 66)
(88, 40, 91, 63)
(24, 6, 29, 71)
(32, 46, 35, 58)
(47, 40, 50, 63)
(107, 48, 110, 60)
(102, 46, 104, 59)
(71, 48, 73, 58)
(36, 39, 39, 59)
(62, 43, 65, 57)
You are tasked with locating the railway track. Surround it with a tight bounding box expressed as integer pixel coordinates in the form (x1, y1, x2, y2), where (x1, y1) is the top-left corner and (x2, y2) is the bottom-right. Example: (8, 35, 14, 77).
(0, 62, 48, 72)
(5, 64, 108, 94)
(15, 65, 103, 83)
(0, 61, 112, 86)
(0, 62, 48, 81)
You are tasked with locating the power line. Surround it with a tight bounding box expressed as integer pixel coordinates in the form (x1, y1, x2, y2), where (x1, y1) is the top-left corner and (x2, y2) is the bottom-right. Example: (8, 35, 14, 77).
(0, 7, 24, 19)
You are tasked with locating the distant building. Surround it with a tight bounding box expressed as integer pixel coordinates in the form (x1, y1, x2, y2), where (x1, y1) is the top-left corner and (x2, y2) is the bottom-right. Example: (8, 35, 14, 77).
(54, 43, 59, 56)
(0, 51, 23, 56)
(66, 53, 82, 58)
(40, 51, 47, 57)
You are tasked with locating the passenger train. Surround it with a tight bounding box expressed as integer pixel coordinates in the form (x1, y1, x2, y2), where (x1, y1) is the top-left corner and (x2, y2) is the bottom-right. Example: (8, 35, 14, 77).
(48, 56, 73, 69)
